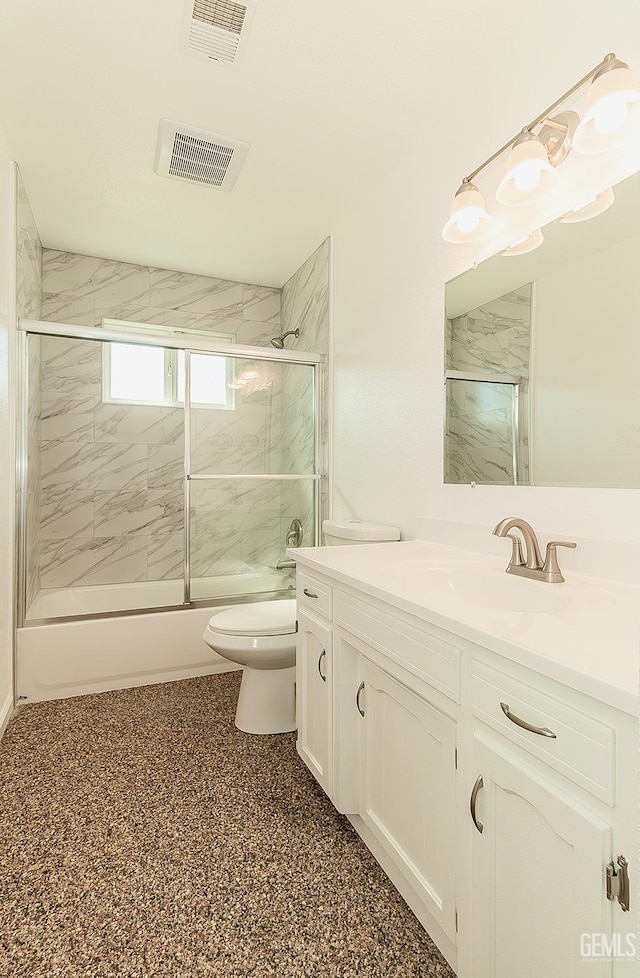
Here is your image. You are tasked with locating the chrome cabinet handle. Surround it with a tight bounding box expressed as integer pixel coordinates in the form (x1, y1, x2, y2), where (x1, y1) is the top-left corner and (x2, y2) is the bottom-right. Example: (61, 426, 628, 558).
(303, 588, 318, 599)
(500, 702, 556, 739)
(317, 648, 327, 682)
(356, 681, 365, 717)
(470, 775, 484, 834)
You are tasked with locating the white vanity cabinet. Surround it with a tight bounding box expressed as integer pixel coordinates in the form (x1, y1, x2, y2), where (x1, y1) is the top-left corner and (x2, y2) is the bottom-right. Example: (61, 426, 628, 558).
(357, 655, 458, 942)
(297, 576, 462, 966)
(296, 608, 333, 796)
(469, 733, 613, 978)
(293, 555, 637, 978)
(464, 655, 637, 978)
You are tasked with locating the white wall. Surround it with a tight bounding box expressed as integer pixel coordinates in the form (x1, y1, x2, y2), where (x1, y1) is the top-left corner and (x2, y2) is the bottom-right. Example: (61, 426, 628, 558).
(532, 235, 640, 488)
(0, 145, 15, 735)
(331, 8, 640, 546)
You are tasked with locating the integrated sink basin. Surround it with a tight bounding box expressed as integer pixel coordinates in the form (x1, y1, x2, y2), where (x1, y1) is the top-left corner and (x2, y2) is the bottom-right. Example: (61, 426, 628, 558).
(415, 566, 571, 613)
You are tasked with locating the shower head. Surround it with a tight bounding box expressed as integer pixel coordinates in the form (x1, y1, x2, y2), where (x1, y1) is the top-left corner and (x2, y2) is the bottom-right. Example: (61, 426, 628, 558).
(271, 328, 300, 349)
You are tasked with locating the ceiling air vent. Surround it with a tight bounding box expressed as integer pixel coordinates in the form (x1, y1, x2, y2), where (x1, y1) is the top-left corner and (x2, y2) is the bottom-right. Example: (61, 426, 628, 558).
(185, 0, 257, 67)
(154, 120, 249, 191)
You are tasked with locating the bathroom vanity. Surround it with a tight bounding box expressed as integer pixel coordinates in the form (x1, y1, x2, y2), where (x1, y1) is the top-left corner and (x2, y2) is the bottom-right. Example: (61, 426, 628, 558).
(290, 524, 638, 977)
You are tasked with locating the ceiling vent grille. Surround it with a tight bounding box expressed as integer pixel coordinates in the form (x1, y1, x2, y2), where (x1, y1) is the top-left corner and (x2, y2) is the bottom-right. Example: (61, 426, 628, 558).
(154, 120, 249, 191)
(185, 0, 257, 67)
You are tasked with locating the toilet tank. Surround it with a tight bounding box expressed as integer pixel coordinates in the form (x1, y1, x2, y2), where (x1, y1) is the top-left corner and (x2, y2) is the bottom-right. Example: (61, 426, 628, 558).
(322, 519, 400, 546)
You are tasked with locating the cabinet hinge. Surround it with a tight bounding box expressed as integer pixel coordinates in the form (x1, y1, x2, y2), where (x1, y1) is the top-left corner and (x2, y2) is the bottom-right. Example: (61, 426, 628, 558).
(606, 855, 630, 912)
(455, 910, 459, 934)
(454, 748, 458, 770)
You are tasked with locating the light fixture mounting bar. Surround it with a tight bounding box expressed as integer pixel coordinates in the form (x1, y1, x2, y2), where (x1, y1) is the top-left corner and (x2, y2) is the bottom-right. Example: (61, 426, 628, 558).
(462, 52, 618, 185)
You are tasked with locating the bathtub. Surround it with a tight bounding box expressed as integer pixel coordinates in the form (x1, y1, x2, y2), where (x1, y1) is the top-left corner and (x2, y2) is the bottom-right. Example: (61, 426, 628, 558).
(17, 569, 295, 704)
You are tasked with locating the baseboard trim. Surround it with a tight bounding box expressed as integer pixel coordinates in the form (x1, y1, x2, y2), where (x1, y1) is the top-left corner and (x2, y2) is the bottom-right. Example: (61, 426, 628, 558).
(0, 693, 14, 741)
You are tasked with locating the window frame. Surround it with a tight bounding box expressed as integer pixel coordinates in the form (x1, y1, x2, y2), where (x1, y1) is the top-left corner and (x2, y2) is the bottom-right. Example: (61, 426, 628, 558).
(101, 319, 236, 411)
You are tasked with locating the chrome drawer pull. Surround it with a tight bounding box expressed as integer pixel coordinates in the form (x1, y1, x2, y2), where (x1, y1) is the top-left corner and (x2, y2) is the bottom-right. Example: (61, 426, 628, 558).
(317, 649, 327, 682)
(500, 702, 556, 739)
(303, 588, 318, 599)
(470, 775, 484, 834)
(356, 681, 365, 717)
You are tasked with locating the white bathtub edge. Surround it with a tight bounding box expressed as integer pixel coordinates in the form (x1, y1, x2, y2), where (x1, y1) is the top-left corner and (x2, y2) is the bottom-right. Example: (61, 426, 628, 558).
(16, 606, 243, 704)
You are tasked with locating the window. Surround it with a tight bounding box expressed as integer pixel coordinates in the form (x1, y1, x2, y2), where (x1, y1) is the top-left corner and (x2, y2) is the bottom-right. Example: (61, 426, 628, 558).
(101, 321, 235, 410)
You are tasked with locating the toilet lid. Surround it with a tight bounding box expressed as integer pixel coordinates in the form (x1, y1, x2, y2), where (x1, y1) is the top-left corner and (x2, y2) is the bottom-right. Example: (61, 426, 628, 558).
(207, 599, 297, 637)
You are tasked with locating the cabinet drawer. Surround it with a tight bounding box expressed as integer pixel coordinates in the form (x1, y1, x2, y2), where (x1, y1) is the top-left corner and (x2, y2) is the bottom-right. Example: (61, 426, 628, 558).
(472, 662, 615, 804)
(334, 591, 461, 703)
(297, 572, 332, 620)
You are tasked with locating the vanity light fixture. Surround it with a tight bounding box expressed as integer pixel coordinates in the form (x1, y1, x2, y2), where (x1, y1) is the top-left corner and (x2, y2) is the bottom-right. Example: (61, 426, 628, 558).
(573, 55, 640, 154)
(441, 181, 490, 243)
(442, 52, 640, 244)
(495, 131, 558, 207)
(559, 187, 615, 223)
(501, 229, 544, 257)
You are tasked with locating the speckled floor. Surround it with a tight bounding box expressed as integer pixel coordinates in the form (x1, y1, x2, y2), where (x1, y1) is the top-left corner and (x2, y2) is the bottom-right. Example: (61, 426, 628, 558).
(0, 673, 455, 978)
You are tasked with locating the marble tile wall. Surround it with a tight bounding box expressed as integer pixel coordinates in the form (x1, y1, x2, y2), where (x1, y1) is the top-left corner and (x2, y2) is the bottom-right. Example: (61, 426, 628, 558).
(280, 238, 330, 541)
(41, 250, 282, 345)
(36, 255, 318, 590)
(17, 172, 42, 322)
(31, 248, 322, 594)
(445, 284, 531, 486)
(16, 170, 43, 611)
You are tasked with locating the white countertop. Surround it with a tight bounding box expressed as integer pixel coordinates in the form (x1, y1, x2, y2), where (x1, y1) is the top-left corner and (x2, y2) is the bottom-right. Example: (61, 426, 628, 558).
(288, 540, 640, 716)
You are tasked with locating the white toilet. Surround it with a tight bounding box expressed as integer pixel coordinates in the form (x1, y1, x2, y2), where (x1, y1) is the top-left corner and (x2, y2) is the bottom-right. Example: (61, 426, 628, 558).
(202, 519, 400, 735)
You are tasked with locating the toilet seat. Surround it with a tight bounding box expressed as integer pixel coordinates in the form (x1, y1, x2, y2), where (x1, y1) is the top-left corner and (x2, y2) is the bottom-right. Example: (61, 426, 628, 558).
(206, 599, 297, 638)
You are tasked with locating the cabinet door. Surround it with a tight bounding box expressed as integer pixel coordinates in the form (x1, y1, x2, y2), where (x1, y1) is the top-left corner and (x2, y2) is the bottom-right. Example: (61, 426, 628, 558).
(359, 657, 457, 941)
(296, 610, 332, 796)
(470, 733, 613, 978)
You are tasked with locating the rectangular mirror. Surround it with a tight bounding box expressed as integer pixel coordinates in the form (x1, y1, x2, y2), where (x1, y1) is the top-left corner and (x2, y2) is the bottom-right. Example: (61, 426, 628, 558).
(444, 170, 640, 488)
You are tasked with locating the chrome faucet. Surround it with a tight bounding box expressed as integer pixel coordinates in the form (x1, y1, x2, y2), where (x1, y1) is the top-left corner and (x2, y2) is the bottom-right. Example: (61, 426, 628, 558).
(277, 519, 303, 570)
(286, 518, 303, 548)
(493, 517, 576, 584)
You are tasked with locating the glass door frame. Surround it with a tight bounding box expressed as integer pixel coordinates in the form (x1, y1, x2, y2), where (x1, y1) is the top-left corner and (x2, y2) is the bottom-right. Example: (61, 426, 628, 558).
(444, 369, 526, 487)
(17, 319, 323, 626)
(182, 347, 321, 606)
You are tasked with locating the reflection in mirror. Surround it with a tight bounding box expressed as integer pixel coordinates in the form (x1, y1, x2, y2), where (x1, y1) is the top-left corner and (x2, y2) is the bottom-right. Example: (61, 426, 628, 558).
(444, 171, 640, 488)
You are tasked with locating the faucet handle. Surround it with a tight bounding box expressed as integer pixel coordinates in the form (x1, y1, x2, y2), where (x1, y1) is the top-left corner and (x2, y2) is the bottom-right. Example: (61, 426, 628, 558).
(542, 540, 577, 583)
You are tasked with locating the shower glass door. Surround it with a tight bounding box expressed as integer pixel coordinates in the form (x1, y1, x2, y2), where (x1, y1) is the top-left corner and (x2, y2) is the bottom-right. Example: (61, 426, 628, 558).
(23, 330, 186, 620)
(185, 351, 318, 603)
(20, 322, 320, 622)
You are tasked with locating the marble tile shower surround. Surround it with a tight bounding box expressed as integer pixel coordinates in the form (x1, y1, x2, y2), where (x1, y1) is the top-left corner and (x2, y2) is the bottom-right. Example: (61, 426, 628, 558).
(40, 250, 282, 346)
(17, 171, 43, 610)
(19, 247, 324, 600)
(16, 174, 42, 322)
(446, 285, 531, 486)
(281, 238, 330, 535)
(28, 250, 303, 595)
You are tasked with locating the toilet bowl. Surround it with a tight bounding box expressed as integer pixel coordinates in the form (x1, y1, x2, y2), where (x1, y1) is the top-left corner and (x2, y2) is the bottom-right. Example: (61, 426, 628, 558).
(203, 599, 297, 735)
(203, 521, 400, 736)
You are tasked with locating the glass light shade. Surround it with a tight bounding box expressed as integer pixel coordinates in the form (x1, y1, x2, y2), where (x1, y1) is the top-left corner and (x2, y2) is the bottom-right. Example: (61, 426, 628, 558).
(442, 182, 490, 243)
(496, 134, 557, 206)
(573, 63, 640, 154)
(559, 187, 615, 223)
(501, 229, 544, 257)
